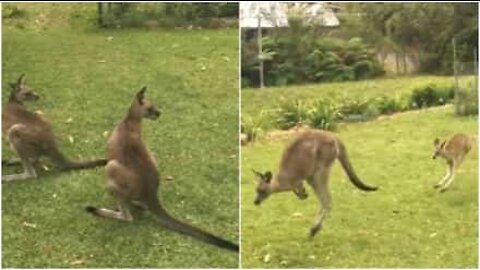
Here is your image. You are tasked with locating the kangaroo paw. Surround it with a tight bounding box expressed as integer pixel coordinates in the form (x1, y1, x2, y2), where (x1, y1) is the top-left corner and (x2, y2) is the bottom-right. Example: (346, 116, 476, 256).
(309, 225, 322, 238)
(439, 187, 449, 193)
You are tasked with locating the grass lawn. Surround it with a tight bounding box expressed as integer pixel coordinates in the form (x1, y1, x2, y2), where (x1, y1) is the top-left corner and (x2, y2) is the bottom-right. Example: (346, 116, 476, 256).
(2, 3, 238, 268)
(241, 106, 478, 268)
(242, 76, 457, 117)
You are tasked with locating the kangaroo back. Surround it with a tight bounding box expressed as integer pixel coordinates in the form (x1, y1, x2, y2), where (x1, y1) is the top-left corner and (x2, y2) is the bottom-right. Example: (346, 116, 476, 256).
(336, 138, 378, 191)
(148, 198, 239, 252)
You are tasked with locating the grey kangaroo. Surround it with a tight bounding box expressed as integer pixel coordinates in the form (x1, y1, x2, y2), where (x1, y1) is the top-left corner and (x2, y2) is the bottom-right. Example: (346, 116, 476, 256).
(252, 129, 378, 237)
(2, 74, 107, 181)
(86, 87, 238, 252)
(432, 133, 473, 192)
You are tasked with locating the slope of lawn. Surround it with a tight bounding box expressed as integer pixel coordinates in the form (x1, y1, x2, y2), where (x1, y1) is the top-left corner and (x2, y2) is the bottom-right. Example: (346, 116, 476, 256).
(2, 3, 239, 268)
(242, 76, 457, 116)
(241, 106, 477, 268)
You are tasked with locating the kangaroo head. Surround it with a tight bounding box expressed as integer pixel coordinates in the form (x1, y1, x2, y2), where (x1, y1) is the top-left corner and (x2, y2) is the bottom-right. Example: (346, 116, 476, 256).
(252, 169, 273, 205)
(130, 86, 161, 120)
(9, 74, 40, 103)
(432, 138, 447, 159)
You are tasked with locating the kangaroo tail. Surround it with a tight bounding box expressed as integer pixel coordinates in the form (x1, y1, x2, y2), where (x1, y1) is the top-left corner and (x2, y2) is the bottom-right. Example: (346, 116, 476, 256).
(148, 200, 239, 252)
(47, 146, 107, 171)
(336, 139, 378, 191)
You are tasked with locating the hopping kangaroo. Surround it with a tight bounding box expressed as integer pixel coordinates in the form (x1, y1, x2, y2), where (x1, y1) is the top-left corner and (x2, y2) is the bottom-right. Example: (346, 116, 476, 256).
(432, 133, 473, 192)
(86, 87, 238, 252)
(252, 129, 378, 237)
(2, 74, 107, 182)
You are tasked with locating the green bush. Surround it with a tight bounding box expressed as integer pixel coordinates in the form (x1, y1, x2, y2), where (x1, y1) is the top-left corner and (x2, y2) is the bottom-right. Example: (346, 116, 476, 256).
(307, 99, 339, 130)
(99, 3, 238, 28)
(241, 23, 385, 88)
(374, 94, 409, 114)
(262, 83, 458, 135)
(337, 96, 378, 121)
(275, 99, 310, 130)
(2, 4, 27, 19)
(241, 113, 269, 143)
(410, 84, 454, 108)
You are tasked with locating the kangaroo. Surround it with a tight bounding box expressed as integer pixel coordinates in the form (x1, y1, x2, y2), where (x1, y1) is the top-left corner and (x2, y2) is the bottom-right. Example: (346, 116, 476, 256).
(85, 87, 238, 252)
(432, 133, 473, 192)
(2, 74, 107, 182)
(252, 129, 378, 238)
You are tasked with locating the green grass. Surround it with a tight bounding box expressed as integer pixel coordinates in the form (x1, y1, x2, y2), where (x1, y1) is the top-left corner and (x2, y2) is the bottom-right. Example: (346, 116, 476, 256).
(241, 106, 478, 268)
(242, 76, 457, 117)
(2, 3, 238, 268)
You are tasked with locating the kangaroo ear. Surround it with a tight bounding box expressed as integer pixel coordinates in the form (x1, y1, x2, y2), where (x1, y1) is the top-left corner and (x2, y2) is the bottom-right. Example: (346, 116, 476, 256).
(251, 169, 263, 180)
(136, 86, 147, 105)
(433, 138, 440, 146)
(439, 140, 447, 148)
(264, 171, 272, 182)
(9, 82, 17, 90)
(17, 74, 25, 85)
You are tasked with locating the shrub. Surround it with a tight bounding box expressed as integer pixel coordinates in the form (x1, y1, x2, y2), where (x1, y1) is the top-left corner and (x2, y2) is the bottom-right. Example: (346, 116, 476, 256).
(275, 99, 309, 130)
(99, 3, 238, 28)
(374, 94, 408, 115)
(2, 4, 27, 19)
(409, 84, 454, 108)
(307, 99, 339, 131)
(337, 96, 378, 121)
(241, 112, 269, 143)
(241, 25, 385, 88)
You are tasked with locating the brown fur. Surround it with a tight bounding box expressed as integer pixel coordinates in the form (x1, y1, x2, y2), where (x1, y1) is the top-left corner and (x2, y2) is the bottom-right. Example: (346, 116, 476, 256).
(432, 133, 473, 192)
(85, 87, 238, 252)
(252, 129, 377, 237)
(2, 74, 106, 182)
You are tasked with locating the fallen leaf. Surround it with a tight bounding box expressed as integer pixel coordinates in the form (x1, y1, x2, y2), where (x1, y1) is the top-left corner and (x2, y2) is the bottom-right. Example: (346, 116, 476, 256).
(263, 254, 271, 263)
(23, 222, 37, 229)
(42, 165, 50, 171)
(68, 135, 74, 144)
(165, 176, 174, 181)
(65, 117, 73, 123)
(308, 255, 316, 260)
(292, 212, 303, 217)
(429, 232, 437, 238)
(102, 131, 109, 137)
(69, 259, 84, 266)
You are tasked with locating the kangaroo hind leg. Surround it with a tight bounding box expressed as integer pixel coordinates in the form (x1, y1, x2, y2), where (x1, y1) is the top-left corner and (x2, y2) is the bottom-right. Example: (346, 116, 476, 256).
(2, 124, 38, 182)
(439, 161, 456, 192)
(434, 163, 453, 189)
(307, 165, 332, 238)
(85, 160, 134, 222)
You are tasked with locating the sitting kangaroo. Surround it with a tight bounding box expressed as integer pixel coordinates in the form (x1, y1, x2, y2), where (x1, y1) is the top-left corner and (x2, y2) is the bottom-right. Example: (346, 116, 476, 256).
(252, 129, 378, 237)
(2, 74, 107, 182)
(432, 133, 473, 192)
(86, 87, 238, 252)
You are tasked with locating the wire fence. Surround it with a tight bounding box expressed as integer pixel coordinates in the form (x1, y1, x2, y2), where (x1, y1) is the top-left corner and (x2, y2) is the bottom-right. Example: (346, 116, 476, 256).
(453, 60, 478, 116)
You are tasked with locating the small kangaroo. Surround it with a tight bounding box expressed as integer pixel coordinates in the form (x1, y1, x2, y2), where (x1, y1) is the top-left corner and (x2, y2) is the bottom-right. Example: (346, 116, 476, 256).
(86, 87, 239, 252)
(432, 133, 473, 192)
(252, 129, 378, 237)
(2, 74, 107, 182)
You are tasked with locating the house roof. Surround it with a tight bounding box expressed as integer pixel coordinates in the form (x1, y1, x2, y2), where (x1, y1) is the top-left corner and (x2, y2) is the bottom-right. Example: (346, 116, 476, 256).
(240, 2, 340, 28)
